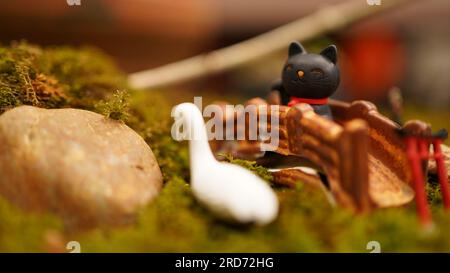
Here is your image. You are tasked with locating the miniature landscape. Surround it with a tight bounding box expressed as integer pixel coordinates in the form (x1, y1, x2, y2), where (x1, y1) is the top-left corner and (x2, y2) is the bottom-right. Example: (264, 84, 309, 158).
(0, 42, 449, 252)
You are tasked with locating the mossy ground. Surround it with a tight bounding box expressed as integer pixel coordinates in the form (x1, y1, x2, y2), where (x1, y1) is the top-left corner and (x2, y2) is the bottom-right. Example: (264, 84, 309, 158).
(0, 42, 449, 252)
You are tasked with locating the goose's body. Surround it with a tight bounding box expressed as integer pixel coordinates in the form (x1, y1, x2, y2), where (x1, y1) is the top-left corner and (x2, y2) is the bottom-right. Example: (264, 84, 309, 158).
(172, 103, 278, 225)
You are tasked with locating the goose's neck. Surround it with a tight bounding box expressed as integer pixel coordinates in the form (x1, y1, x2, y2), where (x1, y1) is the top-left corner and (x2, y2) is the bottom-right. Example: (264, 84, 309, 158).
(185, 109, 216, 172)
(189, 139, 215, 170)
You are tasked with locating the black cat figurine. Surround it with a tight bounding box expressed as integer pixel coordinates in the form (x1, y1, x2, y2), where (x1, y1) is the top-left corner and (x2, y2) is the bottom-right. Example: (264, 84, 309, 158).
(271, 41, 340, 119)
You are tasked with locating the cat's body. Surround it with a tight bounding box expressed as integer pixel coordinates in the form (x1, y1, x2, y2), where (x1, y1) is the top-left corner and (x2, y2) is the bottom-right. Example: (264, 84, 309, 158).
(271, 42, 340, 119)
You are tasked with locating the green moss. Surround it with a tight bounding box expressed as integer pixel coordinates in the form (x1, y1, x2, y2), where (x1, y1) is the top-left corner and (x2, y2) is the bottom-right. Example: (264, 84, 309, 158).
(94, 90, 130, 121)
(75, 178, 325, 252)
(0, 42, 63, 111)
(220, 153, 274, 182)
(0, 195, 62, 252)
(37, 44, 127, 108)
(427, 176, 443, 208)
(0, 41, 125, 113)
(127, 90, 189, 180)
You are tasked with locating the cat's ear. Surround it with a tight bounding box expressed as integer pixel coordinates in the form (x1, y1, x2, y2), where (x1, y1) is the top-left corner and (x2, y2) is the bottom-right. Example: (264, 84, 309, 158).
(288, 41, 306, 57)
(320, 45, 338, 64)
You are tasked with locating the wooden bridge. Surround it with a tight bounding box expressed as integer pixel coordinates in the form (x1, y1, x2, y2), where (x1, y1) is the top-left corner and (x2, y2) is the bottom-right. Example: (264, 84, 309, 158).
(213, 99, 432, 212)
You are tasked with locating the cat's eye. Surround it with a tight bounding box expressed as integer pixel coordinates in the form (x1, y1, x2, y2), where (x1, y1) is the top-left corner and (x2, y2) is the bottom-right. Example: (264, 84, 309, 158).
(285, 64, 293, 71)
(297, 70, 304, 78)
(311, 68, 324, 77)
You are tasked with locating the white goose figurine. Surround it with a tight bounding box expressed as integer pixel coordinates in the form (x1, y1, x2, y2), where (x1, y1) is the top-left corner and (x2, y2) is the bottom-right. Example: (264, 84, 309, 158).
(172, 103, 279, 225)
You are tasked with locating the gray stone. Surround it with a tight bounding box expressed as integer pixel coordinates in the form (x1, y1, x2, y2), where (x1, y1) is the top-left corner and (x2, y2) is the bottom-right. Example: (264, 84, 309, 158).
(0, 106, 162, 228)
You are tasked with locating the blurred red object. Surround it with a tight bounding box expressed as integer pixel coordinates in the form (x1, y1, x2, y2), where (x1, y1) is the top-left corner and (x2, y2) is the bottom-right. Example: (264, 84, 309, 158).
(340, 26, 405, 100)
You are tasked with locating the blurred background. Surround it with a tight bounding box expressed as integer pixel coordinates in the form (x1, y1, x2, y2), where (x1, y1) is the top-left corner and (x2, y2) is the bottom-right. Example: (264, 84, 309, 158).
(0, 0, 449, 107)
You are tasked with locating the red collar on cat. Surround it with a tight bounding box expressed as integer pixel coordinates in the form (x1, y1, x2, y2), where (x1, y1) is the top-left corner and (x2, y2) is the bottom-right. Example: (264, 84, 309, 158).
(288, 97, 328, 107)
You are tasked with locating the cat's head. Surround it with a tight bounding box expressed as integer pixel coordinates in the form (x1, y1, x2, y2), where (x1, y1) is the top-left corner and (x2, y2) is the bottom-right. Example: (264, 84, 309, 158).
(281, 41, 340, 99)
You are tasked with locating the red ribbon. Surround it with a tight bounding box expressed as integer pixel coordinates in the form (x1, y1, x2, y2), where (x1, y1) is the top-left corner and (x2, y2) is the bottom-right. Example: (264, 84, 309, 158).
(287, 96, 328, 107)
